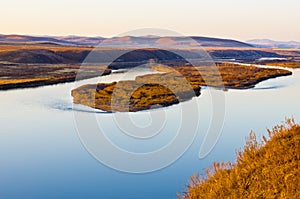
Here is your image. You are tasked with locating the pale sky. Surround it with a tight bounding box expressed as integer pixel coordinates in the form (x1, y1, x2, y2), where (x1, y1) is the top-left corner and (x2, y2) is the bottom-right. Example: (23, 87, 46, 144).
(1, 0, 300, 41)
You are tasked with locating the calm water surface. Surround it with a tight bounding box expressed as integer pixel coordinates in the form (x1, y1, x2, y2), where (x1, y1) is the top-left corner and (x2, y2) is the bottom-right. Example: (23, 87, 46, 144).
(0, 68, 299, 199)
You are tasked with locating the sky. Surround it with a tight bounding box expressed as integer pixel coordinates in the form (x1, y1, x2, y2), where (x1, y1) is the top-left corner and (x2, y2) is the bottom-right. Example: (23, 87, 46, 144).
(1, 0, 300, 41)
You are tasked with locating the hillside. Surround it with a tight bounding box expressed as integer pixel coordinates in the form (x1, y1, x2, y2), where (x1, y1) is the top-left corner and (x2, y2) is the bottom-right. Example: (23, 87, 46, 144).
(0, 49, 91, 64)
(0, 45, 284, 67)
(0, 34, 76, 45)
(1, 34, 287, 66)
(247, 39, 300, 49)
(0, 34, 252, 48)
(179, 119, 300, 199)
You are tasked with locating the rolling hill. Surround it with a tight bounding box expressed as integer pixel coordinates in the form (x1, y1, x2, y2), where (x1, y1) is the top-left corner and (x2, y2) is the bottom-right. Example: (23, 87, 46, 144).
(247, 39, 300, 49)
(0, 34, 286, 68)
(0, 34, 252, 48)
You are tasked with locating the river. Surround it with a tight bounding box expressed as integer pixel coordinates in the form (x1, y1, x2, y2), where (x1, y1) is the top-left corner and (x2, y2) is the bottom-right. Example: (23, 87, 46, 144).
(0, 66, 299, 199)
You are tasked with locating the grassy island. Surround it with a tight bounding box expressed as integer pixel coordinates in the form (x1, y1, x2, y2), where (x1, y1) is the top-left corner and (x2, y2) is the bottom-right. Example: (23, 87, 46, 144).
(72, 63, 292, 112)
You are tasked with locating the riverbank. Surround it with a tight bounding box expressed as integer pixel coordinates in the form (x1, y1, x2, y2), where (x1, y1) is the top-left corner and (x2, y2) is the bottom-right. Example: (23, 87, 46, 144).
(178, 119, 300, 198)
(0, 64, 111, 90)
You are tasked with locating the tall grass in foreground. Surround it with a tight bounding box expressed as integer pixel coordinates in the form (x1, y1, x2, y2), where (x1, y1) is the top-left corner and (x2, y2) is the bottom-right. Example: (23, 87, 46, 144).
(179, 119, 300, 199)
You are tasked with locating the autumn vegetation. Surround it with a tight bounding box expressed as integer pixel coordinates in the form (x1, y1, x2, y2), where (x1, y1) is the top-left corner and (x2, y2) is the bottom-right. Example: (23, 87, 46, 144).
(178, 119, 300, 199)
(153, 63, 292, 89)
(0, 63, 111, 90)
(264, 61, 300, 68)
(72, 63, 292, 112)
(72, 69, 201, 112)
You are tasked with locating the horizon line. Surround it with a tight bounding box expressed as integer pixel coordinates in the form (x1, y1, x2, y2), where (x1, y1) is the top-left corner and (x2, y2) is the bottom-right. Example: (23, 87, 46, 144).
(1, 32, 299, 43)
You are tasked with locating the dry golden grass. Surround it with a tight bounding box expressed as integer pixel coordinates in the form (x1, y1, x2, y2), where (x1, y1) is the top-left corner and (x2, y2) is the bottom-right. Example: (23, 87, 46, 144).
(265, 61, 300, 68)
(0, 77, 50, 85)
(72, 70, 200, 112)
(153, 63, 292, 89)
(0, 64, 111, 90)
(72, 63, 292, 112)
(178, 119, 300, 199)
(0, 44, 93, 52)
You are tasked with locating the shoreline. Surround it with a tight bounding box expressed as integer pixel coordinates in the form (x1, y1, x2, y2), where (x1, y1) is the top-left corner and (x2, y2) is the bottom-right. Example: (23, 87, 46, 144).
(0, 62, 292, 92)
(0, 64, 111, 91)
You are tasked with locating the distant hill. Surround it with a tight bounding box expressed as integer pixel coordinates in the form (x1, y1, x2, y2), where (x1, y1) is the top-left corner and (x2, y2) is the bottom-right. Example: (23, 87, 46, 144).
(0, 34, 286, 67)
(98, 36, 253, 48)
(247, 39, 300, 49)
(0, 34, 76, 45)
(53, 36, 105, 46)
(0, 34, 252, 48)
(0, 47, 283, 67)
(192, 36, 253, 48)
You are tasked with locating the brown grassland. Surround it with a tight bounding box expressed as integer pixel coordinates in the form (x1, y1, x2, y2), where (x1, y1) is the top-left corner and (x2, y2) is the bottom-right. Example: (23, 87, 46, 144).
(72, 70, 201, 112)
(264, 61, 300, 68)
(152, 63, 292, 89)
(178, 119, 300, 199)
(0, 43, 93, 52)
(0, 64, 111, 90)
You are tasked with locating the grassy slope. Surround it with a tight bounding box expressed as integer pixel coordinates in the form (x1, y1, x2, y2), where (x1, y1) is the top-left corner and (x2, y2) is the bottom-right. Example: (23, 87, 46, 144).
(179, 119, 300, 199)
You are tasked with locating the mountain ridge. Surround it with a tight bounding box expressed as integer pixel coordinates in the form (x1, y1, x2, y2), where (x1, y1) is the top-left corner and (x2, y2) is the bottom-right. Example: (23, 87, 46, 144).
(0, 34, 252, 48)
(247, 39, 300, 49)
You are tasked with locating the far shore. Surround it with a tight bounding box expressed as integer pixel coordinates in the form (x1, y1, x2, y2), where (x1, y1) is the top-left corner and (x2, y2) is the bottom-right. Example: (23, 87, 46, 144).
(0, 64, 111, 90)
